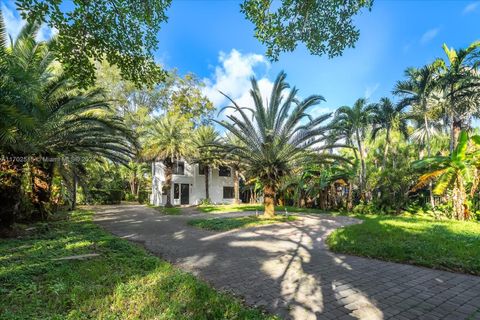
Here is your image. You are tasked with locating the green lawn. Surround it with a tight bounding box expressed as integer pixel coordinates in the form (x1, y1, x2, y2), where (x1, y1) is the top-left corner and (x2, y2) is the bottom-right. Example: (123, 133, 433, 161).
(149, 205, 182, 215)
(0, 210, 275, 319)
(188, 215, 298, 231)
(327, 215, 480, 275)
(198, 204, 324, 214)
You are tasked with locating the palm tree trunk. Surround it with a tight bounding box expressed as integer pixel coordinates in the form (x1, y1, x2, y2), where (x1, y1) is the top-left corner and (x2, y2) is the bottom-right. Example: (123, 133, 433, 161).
(382, 129, 390, 169)
(423, 114, 435, 208)
(355, 128, 366, 200)
(233, 168, 240, 204)
(0, 158, 24, 228)
(164, 159, 173, 208)
(263, 184, 275, 217)
(71, 171, 77, 210)
(204, 165, 210, 200)
(347, 181, 353, 211)
(31, 159, 55, 221)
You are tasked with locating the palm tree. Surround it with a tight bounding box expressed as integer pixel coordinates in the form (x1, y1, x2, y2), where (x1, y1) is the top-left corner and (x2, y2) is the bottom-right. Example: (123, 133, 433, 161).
(193, 126, 222, 202)
(412, 131, 477, 220)
(436, 42, 480, 151)
(394, 64, 440, 157)
(332, 98, 373, 200)
(217, 72, 336, 217)
(370, 97, 408, 167)
(0, 18, 136, 222)
(143, 114, 194, 207)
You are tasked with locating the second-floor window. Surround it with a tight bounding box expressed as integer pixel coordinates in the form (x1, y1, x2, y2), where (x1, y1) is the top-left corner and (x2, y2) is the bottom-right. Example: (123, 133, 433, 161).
(198, 164, 205, 175)
(173, 161, 185, 175)
(219, 166, 231, 177)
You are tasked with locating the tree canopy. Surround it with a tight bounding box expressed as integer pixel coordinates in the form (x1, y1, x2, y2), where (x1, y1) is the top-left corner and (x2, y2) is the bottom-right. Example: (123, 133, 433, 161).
(14, 0, 373, 86)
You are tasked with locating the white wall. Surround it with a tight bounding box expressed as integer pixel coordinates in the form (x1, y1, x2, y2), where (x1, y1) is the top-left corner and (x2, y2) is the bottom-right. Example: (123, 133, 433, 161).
(150, 160, 236, 206)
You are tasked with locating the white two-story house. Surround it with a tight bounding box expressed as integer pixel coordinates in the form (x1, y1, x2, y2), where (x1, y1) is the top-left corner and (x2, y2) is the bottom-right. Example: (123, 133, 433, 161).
(150, 160, 236, 206)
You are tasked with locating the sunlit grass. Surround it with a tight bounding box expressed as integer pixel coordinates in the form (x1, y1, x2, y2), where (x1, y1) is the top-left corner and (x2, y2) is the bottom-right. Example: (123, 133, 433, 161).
(198, 203, 325, 214)
(188, 215, 298, 231)
(148, 205, 182, 215)
(0, 210, 275, 319)
(327, 215, 480, 275)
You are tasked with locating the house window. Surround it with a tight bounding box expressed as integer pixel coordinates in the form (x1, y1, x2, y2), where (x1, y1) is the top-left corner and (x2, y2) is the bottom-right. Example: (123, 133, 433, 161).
(223, 186, 234, 199)
(173, 161, 185, 175)
(198, 164, 205, 175)
(173, 183, 180, 199)
(219, 166, 231, 177)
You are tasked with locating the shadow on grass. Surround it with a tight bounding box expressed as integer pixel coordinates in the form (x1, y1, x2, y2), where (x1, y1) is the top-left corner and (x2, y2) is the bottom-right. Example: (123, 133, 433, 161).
(327, 215, 480, 275)
(188, 215, 298, 231)
(0, 210, 274, 319)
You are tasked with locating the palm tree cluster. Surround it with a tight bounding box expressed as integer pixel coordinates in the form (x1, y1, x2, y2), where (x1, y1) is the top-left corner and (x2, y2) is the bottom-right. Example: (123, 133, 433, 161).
(0, 18, 135, 228)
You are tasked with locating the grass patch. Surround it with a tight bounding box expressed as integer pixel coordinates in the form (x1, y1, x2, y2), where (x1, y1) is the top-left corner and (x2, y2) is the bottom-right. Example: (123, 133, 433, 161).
(326, 215, 480, 275)
(198, 204, 324, 214)
(0, 210, 275, 319)
(149, 205, 182, 215)
(188, 215, 298, 231)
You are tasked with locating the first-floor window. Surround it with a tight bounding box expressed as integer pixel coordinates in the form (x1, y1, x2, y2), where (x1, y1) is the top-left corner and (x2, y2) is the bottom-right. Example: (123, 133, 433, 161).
(223, 186, 234, 199)
(173, 183, 180, 199)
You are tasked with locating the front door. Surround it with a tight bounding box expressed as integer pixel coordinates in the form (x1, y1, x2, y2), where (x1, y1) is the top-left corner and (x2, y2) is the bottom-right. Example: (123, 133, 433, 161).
(180, 184, 189, 205)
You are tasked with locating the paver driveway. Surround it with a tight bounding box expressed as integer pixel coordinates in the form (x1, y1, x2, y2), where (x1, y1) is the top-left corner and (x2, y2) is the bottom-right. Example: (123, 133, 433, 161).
(93, 204, 480, 320)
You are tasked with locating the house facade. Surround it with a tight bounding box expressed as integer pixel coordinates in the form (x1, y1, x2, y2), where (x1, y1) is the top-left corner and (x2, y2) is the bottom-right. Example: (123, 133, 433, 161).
(150, 160, 236, 206)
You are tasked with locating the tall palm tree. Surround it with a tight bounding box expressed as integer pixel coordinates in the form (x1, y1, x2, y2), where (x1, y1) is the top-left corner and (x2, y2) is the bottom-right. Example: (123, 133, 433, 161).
(370, 97, 408, 167)
(436, 42, 480, 151)
(143, 114, 194, 207)
(193, 126, 222, 202)
(332, 98, 373, 199)
(394, 64, 440, 157)
(217, 72, 336, 217)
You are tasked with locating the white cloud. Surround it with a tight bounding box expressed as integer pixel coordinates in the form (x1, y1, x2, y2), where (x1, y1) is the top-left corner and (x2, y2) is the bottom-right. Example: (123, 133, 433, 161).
(364, 83, 380, 99)
(463, 2, 479, 14)
(202, 49, 271, 110)
(203, 49, 330, 123)
(420, 28, 439, 45)
(1, 2, 25, 41)
(1, 1, 56, 42)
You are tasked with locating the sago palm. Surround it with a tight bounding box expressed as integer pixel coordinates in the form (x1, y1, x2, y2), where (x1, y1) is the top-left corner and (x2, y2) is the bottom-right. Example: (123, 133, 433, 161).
(217, 72, 336, 217)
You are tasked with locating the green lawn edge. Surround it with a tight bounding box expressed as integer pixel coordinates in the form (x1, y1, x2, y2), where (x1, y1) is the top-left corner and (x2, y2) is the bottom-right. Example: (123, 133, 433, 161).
(188, 215, 298, 231)
(0, 210, 276, 319)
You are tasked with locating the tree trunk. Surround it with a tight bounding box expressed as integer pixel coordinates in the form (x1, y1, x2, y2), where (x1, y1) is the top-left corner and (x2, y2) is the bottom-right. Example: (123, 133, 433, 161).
(355, 128, 367, 200)
(451, 117, 462, 151)
(71, 171, 78, 211)
(164, 159, 173, 208)
(382, 129, 390, 169)
(452, 176, 469, 220)
(0, 158, 24, 228)
(233, 168, 240, 204)
(347, 181, 353, 211)
(204, 165, 210, 200)
(31, 159, 55, 221)
(263, 184, 275, 217)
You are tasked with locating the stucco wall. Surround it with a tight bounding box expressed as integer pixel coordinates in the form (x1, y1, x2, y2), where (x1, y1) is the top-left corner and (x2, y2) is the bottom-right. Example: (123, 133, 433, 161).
(150, 161, 236, 206)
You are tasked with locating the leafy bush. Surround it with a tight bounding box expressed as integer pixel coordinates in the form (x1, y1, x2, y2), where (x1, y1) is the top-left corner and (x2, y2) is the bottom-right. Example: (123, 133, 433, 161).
(138, 190, 149, 204)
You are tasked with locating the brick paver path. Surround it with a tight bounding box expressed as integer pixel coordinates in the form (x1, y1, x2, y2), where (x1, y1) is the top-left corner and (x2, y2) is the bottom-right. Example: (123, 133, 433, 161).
(93, 204, 480, 320)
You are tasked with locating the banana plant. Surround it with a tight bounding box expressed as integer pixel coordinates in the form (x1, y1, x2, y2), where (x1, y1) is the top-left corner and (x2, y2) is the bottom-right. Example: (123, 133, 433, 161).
(412, 131, 480, 220)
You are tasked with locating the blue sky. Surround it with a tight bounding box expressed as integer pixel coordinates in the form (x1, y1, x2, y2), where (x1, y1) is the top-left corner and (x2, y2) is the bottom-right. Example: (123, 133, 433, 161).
(2, 0, 480, 116)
